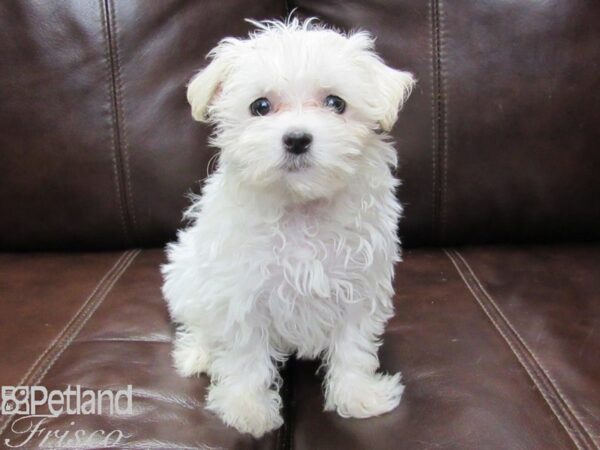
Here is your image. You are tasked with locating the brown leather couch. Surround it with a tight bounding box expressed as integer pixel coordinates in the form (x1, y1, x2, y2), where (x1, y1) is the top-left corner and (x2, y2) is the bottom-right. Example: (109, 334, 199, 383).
(1, 1, 599, 449)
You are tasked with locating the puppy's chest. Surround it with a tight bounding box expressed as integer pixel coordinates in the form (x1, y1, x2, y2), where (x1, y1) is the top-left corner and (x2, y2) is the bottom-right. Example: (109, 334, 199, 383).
(259, 210, 377, 355)
(261, 209, 373, 307)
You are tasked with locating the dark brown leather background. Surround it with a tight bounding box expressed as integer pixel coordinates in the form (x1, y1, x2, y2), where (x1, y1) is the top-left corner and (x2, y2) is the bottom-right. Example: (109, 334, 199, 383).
(0, 0, 284, 251)
(1, 0, 599, 250)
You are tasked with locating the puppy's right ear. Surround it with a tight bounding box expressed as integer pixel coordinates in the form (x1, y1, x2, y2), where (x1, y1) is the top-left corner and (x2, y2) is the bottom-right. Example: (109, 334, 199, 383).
(187, 39, 239, 122)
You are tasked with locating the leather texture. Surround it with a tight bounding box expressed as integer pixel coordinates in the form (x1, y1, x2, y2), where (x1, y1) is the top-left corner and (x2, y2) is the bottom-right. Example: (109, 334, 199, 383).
(1, 247, 598, 449)
(0, 0, 285, 251)
(1, 1, 599, 449)
(0, 251, 127, 388)
(290, 246, 600, 450)
(447, 246, 600, 449)
(0, 250, 281, 449)
(2, 0, 599, 249)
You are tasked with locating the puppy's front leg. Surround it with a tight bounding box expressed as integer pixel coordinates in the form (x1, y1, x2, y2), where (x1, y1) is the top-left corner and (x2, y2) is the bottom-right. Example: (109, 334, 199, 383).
(324, 318, 403, 418)
(206, 328, 283, 438)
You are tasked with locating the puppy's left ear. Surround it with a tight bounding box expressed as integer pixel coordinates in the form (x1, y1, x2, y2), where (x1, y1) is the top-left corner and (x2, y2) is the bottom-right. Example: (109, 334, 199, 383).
(350, 32, 416, 132)
(187, 38, 239, 122)
(369, 62, 415, 132)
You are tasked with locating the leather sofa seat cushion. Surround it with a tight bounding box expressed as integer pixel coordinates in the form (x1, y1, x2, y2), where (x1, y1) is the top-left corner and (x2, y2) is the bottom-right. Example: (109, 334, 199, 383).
(0, 252, 130, 388)
(291, 246, 600, 450)
(0, 246, 598, 449)
(0, 250, 279, 449)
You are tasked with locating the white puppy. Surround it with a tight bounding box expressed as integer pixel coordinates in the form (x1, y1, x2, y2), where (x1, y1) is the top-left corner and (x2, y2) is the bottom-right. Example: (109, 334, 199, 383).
(162, 18, 414, 437)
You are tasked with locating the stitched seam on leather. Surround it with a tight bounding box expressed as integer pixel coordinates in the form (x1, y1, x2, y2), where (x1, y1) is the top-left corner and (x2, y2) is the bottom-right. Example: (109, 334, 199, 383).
(29, 250, 140, 382)
(446, 249, 596, 450)
(0, 250, 140, 439)
(0, 250, 137, 436)
(108, 0, 138, 239)
(428, 0, 439, 243)
(101, 0, 135, 245)
(14, 252, 130, 382)
(438, 0, 448, 242)
(0, 250, 139, 438)
(100, 0, 129, 244)
(0, 252, 127, 436)
(453, 250, 600, 449)
(445, 250, 586, 450)
(429, 0, 447, 244)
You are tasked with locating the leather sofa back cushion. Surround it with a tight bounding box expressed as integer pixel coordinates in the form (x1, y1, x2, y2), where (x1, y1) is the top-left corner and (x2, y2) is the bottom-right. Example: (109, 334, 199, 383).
(1, 0, 599, 250)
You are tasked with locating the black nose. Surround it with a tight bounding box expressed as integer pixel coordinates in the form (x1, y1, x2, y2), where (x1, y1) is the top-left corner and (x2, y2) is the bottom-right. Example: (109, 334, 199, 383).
(283, 131, 313, 155)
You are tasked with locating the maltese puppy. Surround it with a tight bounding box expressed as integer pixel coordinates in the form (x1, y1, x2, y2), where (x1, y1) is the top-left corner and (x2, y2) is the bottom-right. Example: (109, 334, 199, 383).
(162, 18, 414, 437)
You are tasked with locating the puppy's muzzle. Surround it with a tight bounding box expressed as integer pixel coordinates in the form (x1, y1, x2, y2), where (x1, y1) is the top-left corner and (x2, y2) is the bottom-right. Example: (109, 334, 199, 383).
(283, 130, 312, 155)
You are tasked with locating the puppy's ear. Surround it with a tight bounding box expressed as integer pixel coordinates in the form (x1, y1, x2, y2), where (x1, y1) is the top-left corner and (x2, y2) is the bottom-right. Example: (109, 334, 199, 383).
(369, 63, 415, 132)
(187, 38, 239, 122)
(350, 32, 416, 132)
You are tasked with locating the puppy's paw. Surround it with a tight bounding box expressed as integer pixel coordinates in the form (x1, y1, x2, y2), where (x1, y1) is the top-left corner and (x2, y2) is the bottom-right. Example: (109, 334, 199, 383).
(206, 385, 283, 438)
(325, 372, 404, 418)
(172, 334, 209, 378)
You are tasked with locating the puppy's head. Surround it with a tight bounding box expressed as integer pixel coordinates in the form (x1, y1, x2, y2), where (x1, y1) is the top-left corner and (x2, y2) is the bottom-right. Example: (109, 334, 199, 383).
(187, 18, 415, 202)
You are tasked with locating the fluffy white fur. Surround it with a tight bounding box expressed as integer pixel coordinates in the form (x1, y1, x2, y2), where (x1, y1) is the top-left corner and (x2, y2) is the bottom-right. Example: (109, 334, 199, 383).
(162, 18, 414, 437)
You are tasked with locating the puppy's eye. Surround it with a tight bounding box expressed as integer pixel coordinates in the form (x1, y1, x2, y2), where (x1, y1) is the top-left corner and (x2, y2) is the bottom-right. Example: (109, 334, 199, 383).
(250, 97, 271, 116)
(324, 95, 346, 114)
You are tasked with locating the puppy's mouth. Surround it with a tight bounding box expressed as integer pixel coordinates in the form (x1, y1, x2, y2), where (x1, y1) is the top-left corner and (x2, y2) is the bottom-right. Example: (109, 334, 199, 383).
(282, 154, 312, 172)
